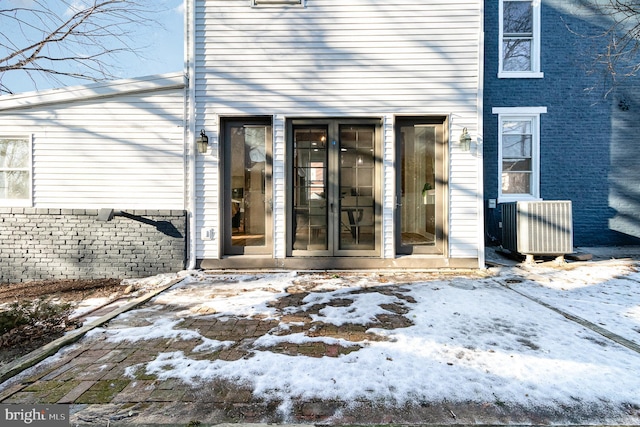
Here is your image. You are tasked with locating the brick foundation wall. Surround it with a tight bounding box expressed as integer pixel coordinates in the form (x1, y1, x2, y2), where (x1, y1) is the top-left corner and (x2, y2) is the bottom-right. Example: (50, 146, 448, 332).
(0, 208, 187, 283)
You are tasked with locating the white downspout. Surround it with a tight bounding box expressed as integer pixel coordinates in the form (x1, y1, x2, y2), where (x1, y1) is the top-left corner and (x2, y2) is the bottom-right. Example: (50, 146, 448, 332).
(186, 0, 198, 270)
(477, 0, 486, 269)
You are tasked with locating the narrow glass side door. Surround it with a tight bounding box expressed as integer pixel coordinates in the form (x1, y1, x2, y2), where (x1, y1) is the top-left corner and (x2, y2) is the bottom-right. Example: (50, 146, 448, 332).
(224, 120, 272, 255)
(396, 119, 446, 255)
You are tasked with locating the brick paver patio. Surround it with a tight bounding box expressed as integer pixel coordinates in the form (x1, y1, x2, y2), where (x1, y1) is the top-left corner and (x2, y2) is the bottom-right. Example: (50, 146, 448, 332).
(0, 278, 421, 423)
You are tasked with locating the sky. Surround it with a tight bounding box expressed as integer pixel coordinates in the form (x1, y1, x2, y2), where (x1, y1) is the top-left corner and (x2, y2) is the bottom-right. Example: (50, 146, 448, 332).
(50, 260, 640, 423)
(0, 0, 184, 95)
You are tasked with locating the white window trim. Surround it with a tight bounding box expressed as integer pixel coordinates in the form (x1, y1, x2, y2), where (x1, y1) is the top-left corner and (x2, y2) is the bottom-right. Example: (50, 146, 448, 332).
(498, 0, 543, 79)
(493, 107, 546, 203)
(0, 134, 33, 207)
(251, 0, 305, 7)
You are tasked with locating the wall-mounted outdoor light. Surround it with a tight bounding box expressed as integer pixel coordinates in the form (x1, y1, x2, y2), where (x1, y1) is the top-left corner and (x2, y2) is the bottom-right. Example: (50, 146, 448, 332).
(97, 208, 122, 221)
(196, 129, 209, 154)
(459, 127, 471, 152)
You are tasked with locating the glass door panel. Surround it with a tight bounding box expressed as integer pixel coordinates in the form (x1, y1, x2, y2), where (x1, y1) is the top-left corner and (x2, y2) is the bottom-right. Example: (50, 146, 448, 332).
(396, 119, 446, 255)
(339, 126, 375, 251)
(224, 120, 272, 255)
(292, 127, 328, 251)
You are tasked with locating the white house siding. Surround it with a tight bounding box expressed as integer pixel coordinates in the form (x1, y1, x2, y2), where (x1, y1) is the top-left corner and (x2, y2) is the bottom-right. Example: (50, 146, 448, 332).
(192, 0, 482, 261)
(0, 76, 185, 210)
(273, 116, 287, 259)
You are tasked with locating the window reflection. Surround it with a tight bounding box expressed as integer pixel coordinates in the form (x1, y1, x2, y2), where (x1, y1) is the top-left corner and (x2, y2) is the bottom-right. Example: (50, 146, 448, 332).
(502, 0, 534, 72)
(400, 125, 436, 247)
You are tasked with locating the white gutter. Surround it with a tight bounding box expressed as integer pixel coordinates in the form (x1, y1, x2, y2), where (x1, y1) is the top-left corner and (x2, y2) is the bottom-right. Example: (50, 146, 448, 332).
(185, 0, 198, 270)
(0, 73, 184, 112)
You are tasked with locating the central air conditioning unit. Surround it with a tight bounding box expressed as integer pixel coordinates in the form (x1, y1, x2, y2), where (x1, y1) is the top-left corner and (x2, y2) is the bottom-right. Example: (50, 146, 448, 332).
(501, 200, 573, 260)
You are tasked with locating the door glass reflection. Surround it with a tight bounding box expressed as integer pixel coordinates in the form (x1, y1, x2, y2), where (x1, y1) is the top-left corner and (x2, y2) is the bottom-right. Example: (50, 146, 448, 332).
(400, 125, 436, 247)
(339, 126, 375, 250)
(231, 126, 267, 247)
(293, 128, 328, 251)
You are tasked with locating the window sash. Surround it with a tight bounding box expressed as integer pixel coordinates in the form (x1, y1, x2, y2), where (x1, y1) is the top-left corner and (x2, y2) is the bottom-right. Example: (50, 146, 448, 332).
(0, 136, 32, 204)
(0, 138, 29, 169)
(495, 114, 541, 202)
(0, 171, 30, 200)
(503, 1, 533, 34)
(502, 171, 532, 195)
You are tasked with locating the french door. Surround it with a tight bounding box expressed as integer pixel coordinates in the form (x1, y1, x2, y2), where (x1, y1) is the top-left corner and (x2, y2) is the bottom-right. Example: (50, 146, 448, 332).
(288, 119, 381, 257)
(222, 118, 273, 255)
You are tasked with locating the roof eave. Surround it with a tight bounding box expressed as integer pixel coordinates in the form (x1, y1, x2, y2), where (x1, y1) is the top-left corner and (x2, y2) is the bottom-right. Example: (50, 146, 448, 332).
(0, 72, 186, 111)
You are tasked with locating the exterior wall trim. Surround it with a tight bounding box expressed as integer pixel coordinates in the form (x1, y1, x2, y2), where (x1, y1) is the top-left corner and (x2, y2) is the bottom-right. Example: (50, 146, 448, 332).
(492, 107, 547, 114)
(199, 256, 478, 270)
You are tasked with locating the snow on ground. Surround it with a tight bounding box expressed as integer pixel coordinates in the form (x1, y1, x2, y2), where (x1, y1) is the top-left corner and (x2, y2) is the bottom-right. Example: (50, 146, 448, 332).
(70, 296, 115, 319)
(507, 261, 640, 346)
(88, 262, 640, 417)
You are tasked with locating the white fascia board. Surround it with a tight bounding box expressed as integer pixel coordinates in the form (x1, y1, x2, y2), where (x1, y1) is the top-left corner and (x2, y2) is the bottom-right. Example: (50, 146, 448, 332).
(0, 72, 186, 111)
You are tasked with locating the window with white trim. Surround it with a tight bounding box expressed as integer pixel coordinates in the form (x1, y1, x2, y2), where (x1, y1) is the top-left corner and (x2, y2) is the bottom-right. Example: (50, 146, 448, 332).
(0, 136, 31, 205)
(499, 0, 542, 78)
(493, 108, 546, 202)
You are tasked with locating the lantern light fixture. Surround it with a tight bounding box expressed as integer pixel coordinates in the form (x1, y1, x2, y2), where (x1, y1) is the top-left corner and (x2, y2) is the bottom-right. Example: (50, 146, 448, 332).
(459, 127, 471, 152)
(197, 129, 209, 154)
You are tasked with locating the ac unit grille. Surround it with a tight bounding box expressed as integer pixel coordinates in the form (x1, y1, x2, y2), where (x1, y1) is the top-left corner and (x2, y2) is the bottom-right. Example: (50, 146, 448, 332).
(501, 201, 573, 255)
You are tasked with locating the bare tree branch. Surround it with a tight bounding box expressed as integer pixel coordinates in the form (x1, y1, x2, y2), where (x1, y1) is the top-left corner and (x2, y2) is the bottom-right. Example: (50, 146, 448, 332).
(0, 0, 162, 94)
(573, 0, 640, 97)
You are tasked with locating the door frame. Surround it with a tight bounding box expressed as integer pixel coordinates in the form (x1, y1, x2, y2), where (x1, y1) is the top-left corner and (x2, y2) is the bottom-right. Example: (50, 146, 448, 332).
(395, 115, 449, 255)
(286, 117, 383, 258)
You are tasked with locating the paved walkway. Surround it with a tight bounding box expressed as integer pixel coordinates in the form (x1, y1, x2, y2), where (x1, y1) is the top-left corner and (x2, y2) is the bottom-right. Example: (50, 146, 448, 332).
(1, 248, 640, 426)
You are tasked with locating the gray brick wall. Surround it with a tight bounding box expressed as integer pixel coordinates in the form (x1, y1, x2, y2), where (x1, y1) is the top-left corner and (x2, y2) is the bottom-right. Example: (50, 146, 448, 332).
(0, 208, 187, 283)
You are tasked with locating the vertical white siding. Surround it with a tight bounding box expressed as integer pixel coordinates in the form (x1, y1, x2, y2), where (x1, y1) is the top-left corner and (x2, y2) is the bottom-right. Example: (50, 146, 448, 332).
(0, 88, 185, 209)
(194, 0, 481, 260)
(198, 115, 221, 258)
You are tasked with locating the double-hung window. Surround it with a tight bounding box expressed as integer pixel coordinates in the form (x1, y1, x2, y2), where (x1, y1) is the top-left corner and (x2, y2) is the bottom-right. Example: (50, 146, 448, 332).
(499, 0, 542, 78)
(493, 108, 546, 202)
(0, 136, 32, 205)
